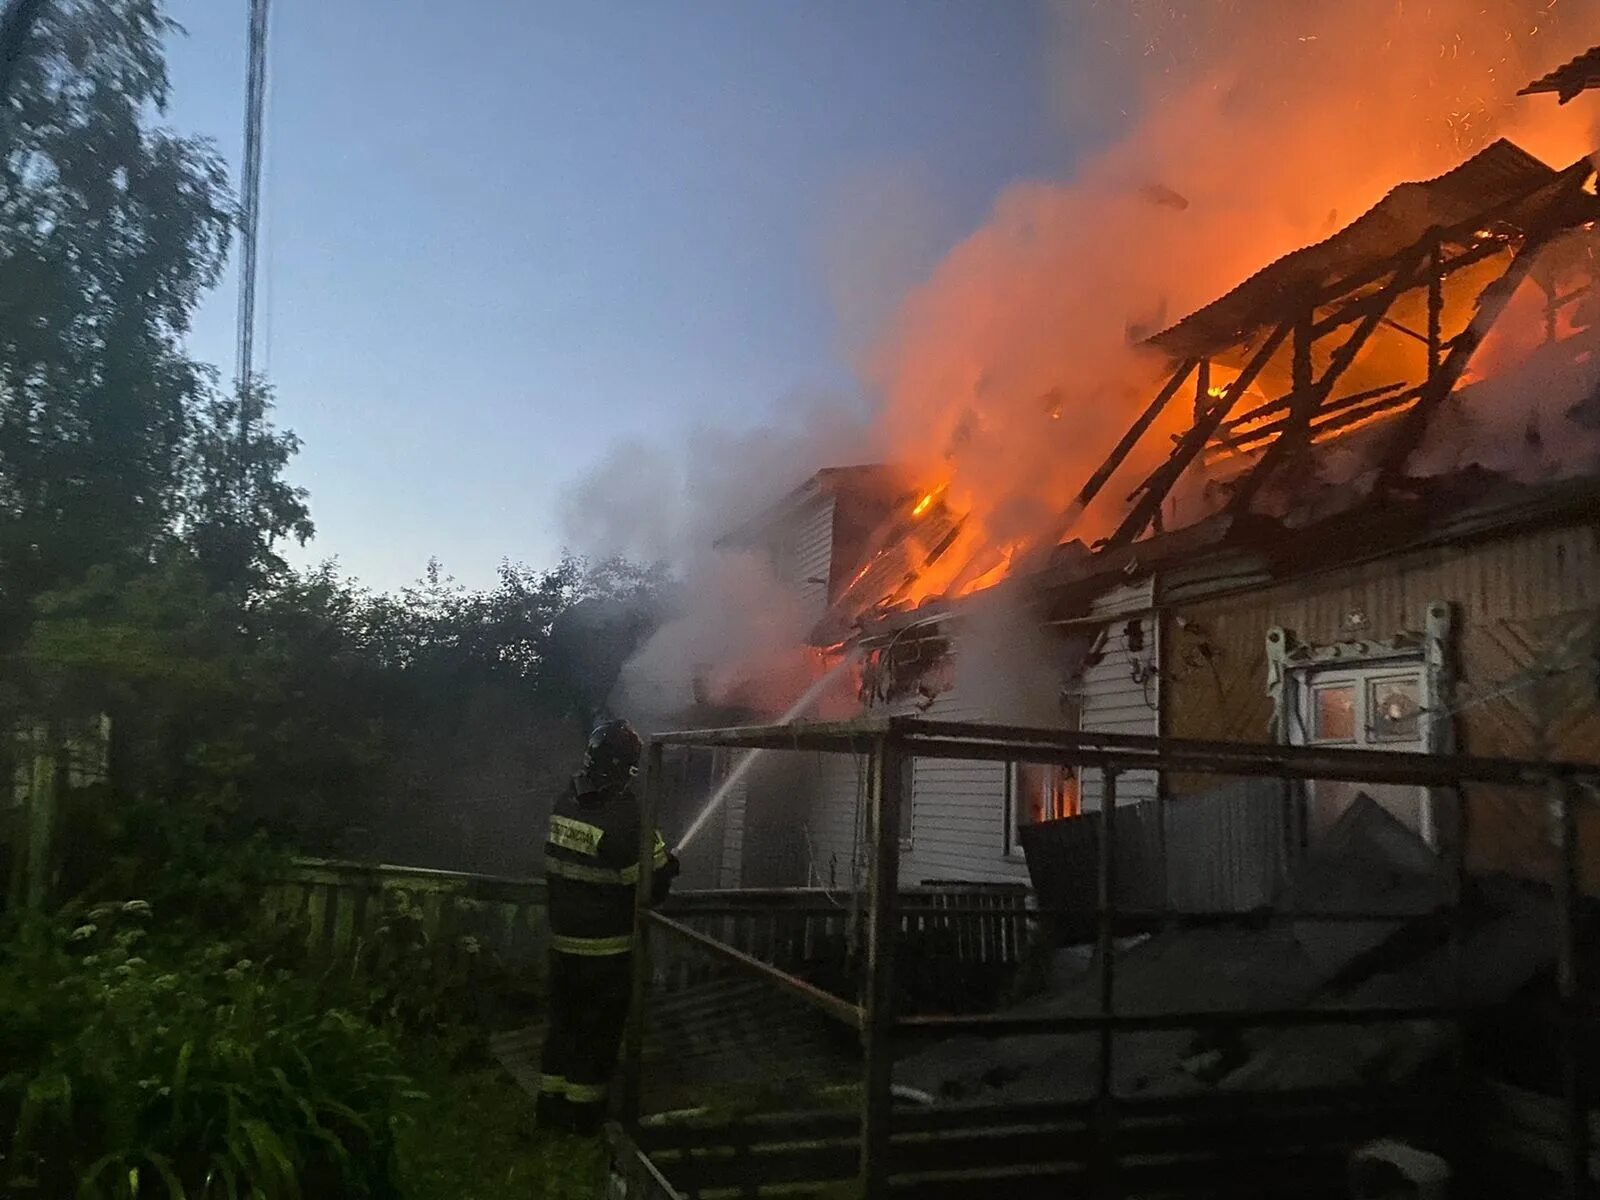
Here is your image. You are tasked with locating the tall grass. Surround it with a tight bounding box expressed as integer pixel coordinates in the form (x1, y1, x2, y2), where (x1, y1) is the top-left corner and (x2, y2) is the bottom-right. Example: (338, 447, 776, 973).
(0, 903, 417, 1198)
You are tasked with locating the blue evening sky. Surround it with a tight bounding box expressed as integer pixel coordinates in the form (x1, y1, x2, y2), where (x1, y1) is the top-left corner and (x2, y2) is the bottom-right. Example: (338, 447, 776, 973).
(161, 2, 1097, 590)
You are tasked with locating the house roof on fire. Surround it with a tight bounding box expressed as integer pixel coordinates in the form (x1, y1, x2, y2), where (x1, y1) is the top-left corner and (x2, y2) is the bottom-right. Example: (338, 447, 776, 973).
(813, 139, 1600, 649)
(714, 464, 910, 550)
(1520, 45, 1600, 104)
(1145, 139, 1557, 360)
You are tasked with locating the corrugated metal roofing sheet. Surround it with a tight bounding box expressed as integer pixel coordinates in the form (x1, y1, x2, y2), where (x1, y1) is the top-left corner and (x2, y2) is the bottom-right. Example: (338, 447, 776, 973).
(1520, 45, 1600, 103)
(1145, 139, 1556, 360)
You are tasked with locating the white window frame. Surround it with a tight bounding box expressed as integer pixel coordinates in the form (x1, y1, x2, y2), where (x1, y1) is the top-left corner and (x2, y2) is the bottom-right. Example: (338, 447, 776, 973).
(1267, 602, 1456, 850)
(1289, 665, 1429, 749)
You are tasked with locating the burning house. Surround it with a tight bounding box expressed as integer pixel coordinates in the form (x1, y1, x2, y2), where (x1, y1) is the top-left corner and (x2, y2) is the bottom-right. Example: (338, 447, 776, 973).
(688, 137, 1600, 903)
(605, 25, 1600, 1200)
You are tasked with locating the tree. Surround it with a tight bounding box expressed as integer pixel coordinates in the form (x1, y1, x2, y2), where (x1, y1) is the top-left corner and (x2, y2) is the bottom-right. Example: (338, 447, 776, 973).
(0, 0, 238, 631)
(180, 379, 313, 594)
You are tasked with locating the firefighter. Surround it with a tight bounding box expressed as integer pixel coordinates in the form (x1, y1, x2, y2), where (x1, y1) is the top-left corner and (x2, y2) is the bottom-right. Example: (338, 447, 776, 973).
(537, 718, 678, 1135)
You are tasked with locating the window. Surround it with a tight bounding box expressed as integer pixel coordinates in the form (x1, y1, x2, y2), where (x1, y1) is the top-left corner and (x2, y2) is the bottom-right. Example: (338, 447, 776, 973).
(1294, 666, 1425, 748)
(1005, 762, 1080, 857)
(1368, 675, 1423, 742)
(1290, 663, 1432, 842)
(1310, 680, 1357, 742)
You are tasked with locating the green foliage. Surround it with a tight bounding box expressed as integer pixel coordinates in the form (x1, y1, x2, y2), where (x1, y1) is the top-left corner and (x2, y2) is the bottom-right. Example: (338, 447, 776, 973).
(0, 0, 674, 884)
(0, 0, 241, 616)
(0, 906, 415, 1199)
(59, 790, 291, 942)
(339, 889, 498, 1056)
(20, 556, 385, 845)
(395, 1062, 604, 1200)
(178, 381, 315, 593)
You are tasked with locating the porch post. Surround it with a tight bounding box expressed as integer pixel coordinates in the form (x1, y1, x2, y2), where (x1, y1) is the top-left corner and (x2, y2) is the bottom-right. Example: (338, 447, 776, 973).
(620, 739, 665, 1127)
(859, 728, 904, 1198)
(23, 724, 57, 913)
(1552, 778, 1588, 1200)
(1097, 767, 1121, 1190)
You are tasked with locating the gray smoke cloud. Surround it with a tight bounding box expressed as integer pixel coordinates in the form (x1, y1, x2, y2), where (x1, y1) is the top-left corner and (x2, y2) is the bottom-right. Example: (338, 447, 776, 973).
(558, 401, 878, 729)
(557, 3, 1600, 738)
(950, 581, 1079, 726)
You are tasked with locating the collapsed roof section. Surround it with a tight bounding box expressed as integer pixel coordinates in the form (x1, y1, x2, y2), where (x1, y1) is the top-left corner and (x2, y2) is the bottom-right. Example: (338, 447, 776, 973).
(826, 139, 1600, 648)
(1103, 139, 1599, 553)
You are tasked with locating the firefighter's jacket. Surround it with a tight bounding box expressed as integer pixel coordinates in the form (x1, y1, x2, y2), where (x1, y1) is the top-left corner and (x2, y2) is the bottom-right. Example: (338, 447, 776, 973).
(544, 780, 674, 957)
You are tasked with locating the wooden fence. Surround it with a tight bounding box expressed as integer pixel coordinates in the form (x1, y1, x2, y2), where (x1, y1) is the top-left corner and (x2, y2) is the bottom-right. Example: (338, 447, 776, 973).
(263, 858, 549, 973)
(658, 883, 1033, 1015)
(264, 864, 1031, 1012)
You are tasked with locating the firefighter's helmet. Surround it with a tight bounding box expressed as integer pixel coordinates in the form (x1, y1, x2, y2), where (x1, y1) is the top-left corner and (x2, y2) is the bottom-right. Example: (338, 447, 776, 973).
(582, 719, 643, 790)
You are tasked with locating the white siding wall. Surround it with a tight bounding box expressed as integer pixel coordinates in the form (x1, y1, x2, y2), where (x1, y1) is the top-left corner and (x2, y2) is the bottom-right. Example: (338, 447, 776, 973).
(1078, 580, 1160, 812)
(902, 687, 1032, 885)
(803, 750, 866, 890)
(778, 494, 837, 623)
(804, 673, 1039, 889)
(732, 493, 1165, 889)
(717, 767, 748, 889)
(715, 495, 837, 890)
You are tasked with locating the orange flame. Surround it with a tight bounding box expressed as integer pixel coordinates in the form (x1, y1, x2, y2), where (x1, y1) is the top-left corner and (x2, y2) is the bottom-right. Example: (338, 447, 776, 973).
(851, 0, 1600, 621)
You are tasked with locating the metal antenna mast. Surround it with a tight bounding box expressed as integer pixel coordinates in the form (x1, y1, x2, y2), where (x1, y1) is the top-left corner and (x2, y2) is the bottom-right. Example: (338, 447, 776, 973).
(235, 0, 271, 410)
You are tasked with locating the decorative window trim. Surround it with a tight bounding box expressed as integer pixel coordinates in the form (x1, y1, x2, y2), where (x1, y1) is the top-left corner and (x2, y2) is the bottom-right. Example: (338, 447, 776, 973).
(1266, 601, 1456, 754)
(1265, 602, 1457, 848)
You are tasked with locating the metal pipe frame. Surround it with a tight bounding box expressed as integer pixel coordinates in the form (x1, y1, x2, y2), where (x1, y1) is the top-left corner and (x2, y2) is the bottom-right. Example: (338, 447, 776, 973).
(859, 731, 904, 1197)
(646, 911, 865, 1029)
(648, 716, 1600, 789)
(628, 718, 1595, 1198)
(660, 901, 1446, 922)
(897, 1003, 1460, 1038)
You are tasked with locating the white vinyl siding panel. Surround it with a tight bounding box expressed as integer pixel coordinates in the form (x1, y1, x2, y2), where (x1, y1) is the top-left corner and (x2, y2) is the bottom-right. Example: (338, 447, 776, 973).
(805, 686, 1032, 888)
(777, 495, 837, 624)
(903, 688, 1031, 885)
(1079, 581, 1160, 812)
(805, 750, 867, 890)
(717, 765, 748, 889)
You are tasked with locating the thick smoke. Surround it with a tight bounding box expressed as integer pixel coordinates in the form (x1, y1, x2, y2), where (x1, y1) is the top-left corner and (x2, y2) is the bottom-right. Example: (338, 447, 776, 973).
(869, 0, 1600, 581)
(564, 0, 1600, 731)
(950, 582, 1078, 727)
(559, 405, 876, 727)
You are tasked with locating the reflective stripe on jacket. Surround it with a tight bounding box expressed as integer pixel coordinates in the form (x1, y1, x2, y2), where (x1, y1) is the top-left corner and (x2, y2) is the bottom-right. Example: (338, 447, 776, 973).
(544, 782, 671, 956)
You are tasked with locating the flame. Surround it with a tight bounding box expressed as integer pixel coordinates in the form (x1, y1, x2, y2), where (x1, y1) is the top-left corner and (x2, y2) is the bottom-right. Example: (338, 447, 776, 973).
(843, 0, 1600, 622)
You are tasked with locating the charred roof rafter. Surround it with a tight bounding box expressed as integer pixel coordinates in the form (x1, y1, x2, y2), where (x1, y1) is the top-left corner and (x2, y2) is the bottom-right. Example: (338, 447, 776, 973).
(1375, 181, 1598, 485)
(1091, 142, 1600, 552)
(1226, 246, 1429, 516)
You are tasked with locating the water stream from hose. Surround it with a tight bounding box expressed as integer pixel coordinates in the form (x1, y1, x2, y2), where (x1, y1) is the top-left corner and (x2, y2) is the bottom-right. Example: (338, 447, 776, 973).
(674, 653, 857, 853)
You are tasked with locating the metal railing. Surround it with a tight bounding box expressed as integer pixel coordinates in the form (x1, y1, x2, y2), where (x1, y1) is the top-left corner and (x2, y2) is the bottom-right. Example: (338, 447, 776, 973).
(620, 716, 1600, 1198)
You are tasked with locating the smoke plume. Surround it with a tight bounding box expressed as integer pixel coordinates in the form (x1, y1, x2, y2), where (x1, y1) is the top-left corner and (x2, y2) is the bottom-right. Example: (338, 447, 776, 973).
(869, 0, 1600, 584)
(950, 581, 1079, 727)
(564, 1, 1600, 730)
(559, 404, 876, 727)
